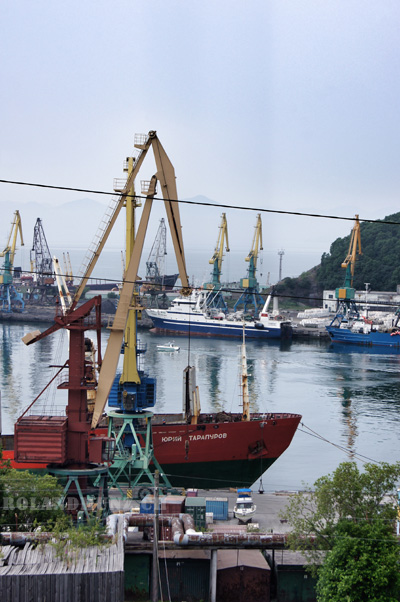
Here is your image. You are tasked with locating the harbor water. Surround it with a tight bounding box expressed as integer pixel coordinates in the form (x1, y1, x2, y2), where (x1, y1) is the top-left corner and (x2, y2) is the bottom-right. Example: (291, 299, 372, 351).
(1, 320, 400, 492)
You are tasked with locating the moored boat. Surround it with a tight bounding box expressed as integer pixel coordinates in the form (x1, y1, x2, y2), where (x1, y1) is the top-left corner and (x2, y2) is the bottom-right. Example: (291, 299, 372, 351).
(234, 488, 256, 523)
(326, 314, 400, 348)
(156, 341, 180, 352)
(146, 289, 292, 340)
(2, 411, 301, 489)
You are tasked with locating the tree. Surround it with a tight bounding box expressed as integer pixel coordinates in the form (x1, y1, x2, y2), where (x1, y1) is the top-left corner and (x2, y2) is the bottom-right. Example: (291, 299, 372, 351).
(280, 461, 400, 601)
(0, 467, 65, 531)
(316, 519, 400, 602)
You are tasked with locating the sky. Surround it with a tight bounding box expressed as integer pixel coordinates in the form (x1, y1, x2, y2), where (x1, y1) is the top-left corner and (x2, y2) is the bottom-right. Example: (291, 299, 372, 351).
(1, 1, 400, 284)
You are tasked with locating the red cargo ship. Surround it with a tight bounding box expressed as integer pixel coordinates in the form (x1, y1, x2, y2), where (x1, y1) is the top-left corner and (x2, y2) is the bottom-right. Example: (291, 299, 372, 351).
(1, 409, 301, 490)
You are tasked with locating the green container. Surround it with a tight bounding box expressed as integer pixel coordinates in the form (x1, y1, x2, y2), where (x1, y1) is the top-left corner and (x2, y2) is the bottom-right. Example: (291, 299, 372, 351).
(184, 496, 206, 529)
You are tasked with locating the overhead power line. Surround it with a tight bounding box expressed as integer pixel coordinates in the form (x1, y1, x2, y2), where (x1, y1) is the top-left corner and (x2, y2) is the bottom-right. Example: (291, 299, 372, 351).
(1, 178, 400, 226)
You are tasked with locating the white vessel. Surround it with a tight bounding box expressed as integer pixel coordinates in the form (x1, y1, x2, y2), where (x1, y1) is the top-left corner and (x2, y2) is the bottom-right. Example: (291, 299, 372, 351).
(156, 341, 180, 352)
(146, 289, 292, 340)
(233, 488, 256, 523)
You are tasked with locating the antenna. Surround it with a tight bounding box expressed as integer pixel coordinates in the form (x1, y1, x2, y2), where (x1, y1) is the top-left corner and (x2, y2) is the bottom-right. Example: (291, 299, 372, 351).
(278, 249, 285, 282)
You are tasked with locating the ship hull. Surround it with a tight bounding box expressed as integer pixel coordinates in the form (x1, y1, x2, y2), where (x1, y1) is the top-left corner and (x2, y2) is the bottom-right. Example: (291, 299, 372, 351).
(148, 313, 291, 339)
(2, 412, 301, 489)
(326, 326, 400, 348)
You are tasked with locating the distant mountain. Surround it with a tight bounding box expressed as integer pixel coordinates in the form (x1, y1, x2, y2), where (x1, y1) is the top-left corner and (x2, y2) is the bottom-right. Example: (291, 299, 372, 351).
(0, 198, 125, 250)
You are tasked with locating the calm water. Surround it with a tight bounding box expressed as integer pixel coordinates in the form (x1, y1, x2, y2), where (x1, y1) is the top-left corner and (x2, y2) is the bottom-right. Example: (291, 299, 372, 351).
(1, 321, 400, 492)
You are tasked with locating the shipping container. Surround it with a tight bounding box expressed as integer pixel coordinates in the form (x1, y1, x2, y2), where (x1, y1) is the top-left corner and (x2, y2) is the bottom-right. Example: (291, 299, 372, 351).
(184, 497, 206, 529)
(186, 488, 198, 497)
(14, 415, 68, 463)
(206, 497, 229, 520)
(161, 494, 185, 515)
(139, 494, 165, 514)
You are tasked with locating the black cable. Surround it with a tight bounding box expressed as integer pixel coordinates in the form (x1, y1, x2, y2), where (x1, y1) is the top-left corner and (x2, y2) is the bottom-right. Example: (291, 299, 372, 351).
(8, 266, 400, 309)
(2, 178, 400, 225)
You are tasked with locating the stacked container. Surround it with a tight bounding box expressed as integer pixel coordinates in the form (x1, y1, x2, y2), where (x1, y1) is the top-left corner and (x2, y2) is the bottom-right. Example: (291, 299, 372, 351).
(205, 497, 229, 521)
(184, 497, 206, 529)
(140, 494, 165, 514)
(161, 495, 185, 515)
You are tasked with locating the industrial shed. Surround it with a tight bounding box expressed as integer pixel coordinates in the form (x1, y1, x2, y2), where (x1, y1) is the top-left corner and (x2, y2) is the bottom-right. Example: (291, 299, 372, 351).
(217, 549, 271, 602)
(0, 540, 124, 602)
(267, 549, 318, 602)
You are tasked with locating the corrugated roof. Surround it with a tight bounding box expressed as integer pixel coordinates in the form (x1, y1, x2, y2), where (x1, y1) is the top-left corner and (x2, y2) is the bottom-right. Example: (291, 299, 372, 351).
(217, 549, 270, 571)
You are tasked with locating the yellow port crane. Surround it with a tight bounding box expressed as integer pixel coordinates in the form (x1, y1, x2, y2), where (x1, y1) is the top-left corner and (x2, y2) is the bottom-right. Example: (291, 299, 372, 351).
(0, 210, 25, 312)
(234, 213, 264, 313)
(203, 213, 230, 311)
(335, 214, 362, 317)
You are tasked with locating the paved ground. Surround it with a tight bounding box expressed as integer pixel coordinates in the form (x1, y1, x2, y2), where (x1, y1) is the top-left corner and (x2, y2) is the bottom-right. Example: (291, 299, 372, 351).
(109, 487, 297, 534)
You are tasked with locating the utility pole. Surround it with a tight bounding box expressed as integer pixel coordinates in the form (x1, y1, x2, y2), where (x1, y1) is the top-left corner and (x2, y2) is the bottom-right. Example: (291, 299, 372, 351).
(278, 250, 285, 282)
(152, 470, 159, 602)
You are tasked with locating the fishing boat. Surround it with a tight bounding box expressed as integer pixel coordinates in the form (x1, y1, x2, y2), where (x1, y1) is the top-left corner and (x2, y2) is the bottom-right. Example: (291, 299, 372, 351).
(146, 289, 292, 340)
(326, 313, 400, 348)
(234, 488, 257, 523)
(156, 341, 180, 352)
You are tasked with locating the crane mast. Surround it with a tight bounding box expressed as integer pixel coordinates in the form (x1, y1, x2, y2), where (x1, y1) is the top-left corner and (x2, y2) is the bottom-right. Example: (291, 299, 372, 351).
(30, 218, 54, 286)
(203, 213, 230, 312)
(335, 215, 362, 318)
(234, 213, 264, 313)
(0, 210, 24, 312)
(89, 131, 191, 429)
(146, 218, 167, 285)
(207, 213, 230, 287)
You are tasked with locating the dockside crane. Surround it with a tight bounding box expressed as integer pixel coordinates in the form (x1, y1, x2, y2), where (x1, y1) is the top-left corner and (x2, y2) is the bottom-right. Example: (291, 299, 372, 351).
(63, 252, 74, 285)
(144, 218, 178, 308)
(234, 213, 264, 313)
(203, 213, 230, 312)
(0, 210, 24, 312)
(69, 131, 191, 492)
(335, 214, 362, 318)
(30, 218, 54, 285)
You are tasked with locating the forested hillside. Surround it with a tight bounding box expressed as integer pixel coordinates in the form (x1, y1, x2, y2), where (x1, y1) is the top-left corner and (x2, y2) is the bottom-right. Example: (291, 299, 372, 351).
(275, 212, 400, 307)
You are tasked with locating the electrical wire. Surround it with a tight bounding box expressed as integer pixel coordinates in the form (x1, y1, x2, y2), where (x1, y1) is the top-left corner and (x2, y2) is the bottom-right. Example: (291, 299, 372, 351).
(2, 178, 400, 225)
(298, 423, 380, 464)
(6, 266, 400, 309)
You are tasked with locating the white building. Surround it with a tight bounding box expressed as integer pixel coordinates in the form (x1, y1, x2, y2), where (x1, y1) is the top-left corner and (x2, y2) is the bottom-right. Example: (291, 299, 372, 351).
(323, 286, 400, 314)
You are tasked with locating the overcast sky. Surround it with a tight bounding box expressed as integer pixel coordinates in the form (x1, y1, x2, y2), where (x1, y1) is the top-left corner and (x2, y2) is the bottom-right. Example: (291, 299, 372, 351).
(1, 1, 400, 282)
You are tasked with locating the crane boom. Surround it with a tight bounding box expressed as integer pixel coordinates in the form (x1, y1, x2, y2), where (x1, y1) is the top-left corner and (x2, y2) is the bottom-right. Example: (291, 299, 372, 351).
(0, 210, 24, 286)
(234, 213, 264, 313)
(246, 213, 263, 268)
(341, 214, 362, 288)
(334, 214, 362, 317)
(91, 180, 156, 428)
(30, 218, 53, 285)
(70, 135, 154, 309)
(90, 131, 191, 428)
(71, 131, 190, 310)
(207, 213, 230, 287)
(0, 210, 24, 260)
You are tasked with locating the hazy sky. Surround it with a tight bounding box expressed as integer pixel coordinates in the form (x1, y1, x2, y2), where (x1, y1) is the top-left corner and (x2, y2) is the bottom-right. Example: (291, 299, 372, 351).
(1, 1, 400, 282)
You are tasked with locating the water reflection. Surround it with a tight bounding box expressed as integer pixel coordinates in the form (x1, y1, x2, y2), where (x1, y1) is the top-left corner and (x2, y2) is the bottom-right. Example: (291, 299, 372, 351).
(340, 387, 358, 457)
(2, 324, 400, 489)
(206, 354, 223, 412)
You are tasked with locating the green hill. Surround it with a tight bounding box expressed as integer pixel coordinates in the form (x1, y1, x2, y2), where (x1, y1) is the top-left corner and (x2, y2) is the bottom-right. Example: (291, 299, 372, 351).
(274, 212, 400, 308)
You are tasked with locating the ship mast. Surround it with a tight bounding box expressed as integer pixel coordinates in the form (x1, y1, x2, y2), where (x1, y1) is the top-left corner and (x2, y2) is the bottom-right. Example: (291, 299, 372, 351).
(241, 324, 250, 421)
